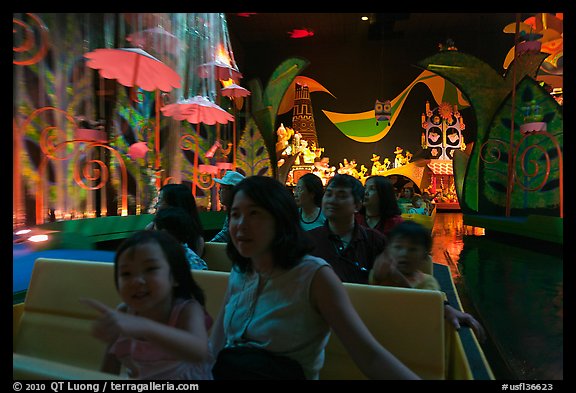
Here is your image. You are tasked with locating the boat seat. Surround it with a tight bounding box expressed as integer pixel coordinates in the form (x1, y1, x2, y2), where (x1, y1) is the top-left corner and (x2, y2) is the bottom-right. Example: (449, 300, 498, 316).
(13, 257, 446, 379)
(202, 241, 232, 272)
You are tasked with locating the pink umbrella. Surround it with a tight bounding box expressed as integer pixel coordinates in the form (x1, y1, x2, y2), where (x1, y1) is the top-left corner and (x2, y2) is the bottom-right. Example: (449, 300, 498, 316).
(162, 96, 234, 196)
(126, 27, 182, 56)
(161, 96, 234, 125)
(85, 47, 181, 188)
(220, 84, 250, 168)
(221, 83, 251, 98)
(84, 47, 181, 93)
(197, 60, 243, 82)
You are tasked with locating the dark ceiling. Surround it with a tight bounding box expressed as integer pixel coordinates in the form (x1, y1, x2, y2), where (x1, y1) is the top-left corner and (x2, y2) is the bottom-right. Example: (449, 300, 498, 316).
(226, 13, 532, 45)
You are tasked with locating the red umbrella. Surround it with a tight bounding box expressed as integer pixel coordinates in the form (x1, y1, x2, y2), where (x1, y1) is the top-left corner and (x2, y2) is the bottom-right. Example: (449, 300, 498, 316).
(84, 47, 181, 92)
(197, 60, 243, 82)
(221, 83, 251, 98)
(161, 96, 234, 125)
(161, 96, 234, 196)
(85, 47, 181, 189)
(220, 84, 250, 168)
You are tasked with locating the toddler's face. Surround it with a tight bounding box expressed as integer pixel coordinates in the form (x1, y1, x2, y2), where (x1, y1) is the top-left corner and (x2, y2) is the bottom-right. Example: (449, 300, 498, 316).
(116, 241, 175, 315)
(388, 236, 428, 275)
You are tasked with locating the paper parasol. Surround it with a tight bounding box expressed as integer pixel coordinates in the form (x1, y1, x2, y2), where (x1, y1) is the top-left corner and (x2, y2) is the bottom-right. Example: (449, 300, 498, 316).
(84, 47, 181, 92)
(161, 96, 234, 125)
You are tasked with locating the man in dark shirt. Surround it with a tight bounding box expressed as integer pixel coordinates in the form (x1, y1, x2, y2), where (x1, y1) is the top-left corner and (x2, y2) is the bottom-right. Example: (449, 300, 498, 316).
(306, 174, 486, 341)
(306, 174, 387, 284)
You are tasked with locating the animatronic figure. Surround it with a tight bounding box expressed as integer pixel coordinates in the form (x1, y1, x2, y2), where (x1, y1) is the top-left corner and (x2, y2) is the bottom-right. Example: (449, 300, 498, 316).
(375, 99, 392, 126)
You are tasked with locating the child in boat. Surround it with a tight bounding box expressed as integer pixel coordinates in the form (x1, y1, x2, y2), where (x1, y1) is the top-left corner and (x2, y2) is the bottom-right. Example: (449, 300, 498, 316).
(82, 230, 213, 380)
(369, 220, 439, 290)
(369, 220, 487, 341)
(153, 206, 208, 271)
(408, 194, 428, 215)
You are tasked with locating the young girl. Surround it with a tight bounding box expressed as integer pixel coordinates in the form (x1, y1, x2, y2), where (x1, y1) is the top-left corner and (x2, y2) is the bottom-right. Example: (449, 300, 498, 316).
(408, 194, 428, 215)
(209, 175, 419, 380)
(82, 230, 213, 380)
(146, 183, 205, 257)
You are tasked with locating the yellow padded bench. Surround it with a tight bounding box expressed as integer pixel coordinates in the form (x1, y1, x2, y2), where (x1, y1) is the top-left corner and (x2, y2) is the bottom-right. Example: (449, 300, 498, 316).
(13, 258, 445, 379)
(202, 241, 232, 272)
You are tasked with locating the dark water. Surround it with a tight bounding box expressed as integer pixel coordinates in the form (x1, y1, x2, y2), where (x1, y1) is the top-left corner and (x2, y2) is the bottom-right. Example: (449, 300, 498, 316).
(431, 212, 563, 380)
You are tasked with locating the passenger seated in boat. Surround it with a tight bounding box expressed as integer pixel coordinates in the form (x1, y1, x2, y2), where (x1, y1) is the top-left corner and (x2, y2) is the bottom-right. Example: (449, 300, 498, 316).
(210, 170, 245, 243)
(356, 175, 404, 236)
(306, 178, 485, 341)
(369, 221, 439, 290)
(153, 207, 208, 271)
(421, 191, 437, 215)
(397, 186, 415, 213)
(146, 183, 205, 257)
(408, 194, 428, 215)
(294, 173, 327, 231)
(370, 221, 486, 341)
(82, 230, 214, 380)
(307, 174, 388, 284)
(210, 175, 419, 380)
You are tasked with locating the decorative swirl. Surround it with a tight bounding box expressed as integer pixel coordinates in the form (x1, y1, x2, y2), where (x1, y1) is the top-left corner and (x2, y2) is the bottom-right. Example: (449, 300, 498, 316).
(18, 107, 78, 160)
(511, 130, 563, 217)
(179, 133, 198, 151)
(13, 13, 49, 66)
(514, 131, 562, 191)
(180, 133, 200, 196)
(514, 143, 549, 192)
(72, 145, 110, 191)
(479, 139, 510, 165)
(196, 172, 215, 190)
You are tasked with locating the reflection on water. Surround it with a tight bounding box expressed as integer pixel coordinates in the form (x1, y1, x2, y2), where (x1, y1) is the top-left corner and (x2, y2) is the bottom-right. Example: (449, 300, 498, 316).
(430, 212, 484, 278)
(431, 212, 563, 380)
(458, 235, 563, 380)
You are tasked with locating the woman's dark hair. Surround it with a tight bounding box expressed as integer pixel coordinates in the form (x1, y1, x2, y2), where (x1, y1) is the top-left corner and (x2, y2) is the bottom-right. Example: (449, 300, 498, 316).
(158, 183, 204, 252)
(226, 176, 314, 273)
(362, 175, 402, 218)
(388, 220, 432, 253)
(153, 207, 199, 250)
(114, 230, 206, 306)
(298, 173, 324, 207)
(325, 174, 365, 204)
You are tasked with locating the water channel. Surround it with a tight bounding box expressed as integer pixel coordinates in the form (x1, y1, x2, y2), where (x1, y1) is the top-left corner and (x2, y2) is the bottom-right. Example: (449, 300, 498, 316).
(431, 212, 563, 380)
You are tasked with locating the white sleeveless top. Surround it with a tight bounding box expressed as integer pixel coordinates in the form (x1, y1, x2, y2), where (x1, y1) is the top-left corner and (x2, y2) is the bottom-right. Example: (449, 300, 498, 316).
(223, 255, 331, 379)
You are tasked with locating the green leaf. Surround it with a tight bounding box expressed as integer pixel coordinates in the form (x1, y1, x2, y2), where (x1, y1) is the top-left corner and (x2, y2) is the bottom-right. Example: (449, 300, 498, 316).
(236, 117, 272, 178)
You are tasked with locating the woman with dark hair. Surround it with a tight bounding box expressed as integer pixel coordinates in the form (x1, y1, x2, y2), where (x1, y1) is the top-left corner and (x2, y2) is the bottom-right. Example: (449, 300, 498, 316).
(356, 175, 404, 236)
(294, 173, 326, 231)
(83, 230, 213, 379)
(209, 175, 419, 380)
(146, 183, 205, 256)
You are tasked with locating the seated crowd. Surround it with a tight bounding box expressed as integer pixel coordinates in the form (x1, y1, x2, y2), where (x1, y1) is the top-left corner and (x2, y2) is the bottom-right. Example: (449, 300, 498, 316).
(83, 171, 484, 380)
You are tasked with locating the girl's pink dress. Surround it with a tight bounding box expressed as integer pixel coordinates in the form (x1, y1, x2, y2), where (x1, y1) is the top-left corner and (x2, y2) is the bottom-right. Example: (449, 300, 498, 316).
(109, 298, 213, 380)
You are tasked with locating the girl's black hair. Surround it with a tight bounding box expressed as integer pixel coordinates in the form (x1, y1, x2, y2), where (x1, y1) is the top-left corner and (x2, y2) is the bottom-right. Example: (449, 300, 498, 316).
(158, 183, 204, 253)
(226, 176, 314, 273)
(387, 220, 432, 253)
(361, 175, 402, 218)
(298, 173, 324, 207)
(153, 206, 199, 251)
(114, 230, 206, 306)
